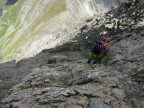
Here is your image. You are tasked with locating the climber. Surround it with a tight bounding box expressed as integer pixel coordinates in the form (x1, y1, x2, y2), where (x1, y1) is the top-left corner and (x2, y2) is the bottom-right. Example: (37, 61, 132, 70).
(87, 36, 111, 64)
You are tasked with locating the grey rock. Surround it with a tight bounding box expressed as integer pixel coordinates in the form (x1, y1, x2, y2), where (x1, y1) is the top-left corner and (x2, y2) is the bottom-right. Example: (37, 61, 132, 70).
(88, 98, 111, 108)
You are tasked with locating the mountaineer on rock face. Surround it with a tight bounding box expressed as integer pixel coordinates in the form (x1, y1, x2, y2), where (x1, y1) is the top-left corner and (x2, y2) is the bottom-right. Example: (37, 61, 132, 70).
(87, 36, 111, 64)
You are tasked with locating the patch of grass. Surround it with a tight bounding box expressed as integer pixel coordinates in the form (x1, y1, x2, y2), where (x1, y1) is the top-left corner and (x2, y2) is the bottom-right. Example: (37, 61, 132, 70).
(88, 2, 98, 12)
(0, 24, 9, 38)
(1, 0, 24, 23)
(0, 23, 21, 50)
(79, 0, 85, 3)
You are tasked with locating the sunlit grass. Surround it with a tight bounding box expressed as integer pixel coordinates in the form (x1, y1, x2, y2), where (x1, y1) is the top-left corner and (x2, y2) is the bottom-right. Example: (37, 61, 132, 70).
(89, 2, 98, 12)
(0, 0, 24, 45)
(2, 0, 66, 60)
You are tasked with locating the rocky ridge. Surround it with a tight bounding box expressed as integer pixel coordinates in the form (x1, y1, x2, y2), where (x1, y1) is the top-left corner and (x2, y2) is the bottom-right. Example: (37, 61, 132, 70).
(0, 0, 144, 108)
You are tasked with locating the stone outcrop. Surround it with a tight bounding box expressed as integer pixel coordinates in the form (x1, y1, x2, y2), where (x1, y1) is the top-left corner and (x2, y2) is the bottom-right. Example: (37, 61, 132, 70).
(0, 0, 144, 108)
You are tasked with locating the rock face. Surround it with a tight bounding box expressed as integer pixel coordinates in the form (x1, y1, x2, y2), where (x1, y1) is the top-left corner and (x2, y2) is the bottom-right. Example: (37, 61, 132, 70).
(0, 0, 144, 108)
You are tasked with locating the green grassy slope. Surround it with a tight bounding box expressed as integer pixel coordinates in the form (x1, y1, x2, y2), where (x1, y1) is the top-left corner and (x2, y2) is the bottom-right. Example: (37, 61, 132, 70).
(0, 0, 66, 62)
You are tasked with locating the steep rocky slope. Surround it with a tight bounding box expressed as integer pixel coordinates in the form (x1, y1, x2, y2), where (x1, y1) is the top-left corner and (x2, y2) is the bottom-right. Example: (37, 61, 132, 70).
(0, 0, 144, 108)
(0, 0, 126, 62)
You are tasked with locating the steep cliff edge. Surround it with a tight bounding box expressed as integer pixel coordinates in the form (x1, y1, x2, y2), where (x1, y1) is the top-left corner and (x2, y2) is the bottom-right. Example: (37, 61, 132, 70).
(0, 1, 144, 108)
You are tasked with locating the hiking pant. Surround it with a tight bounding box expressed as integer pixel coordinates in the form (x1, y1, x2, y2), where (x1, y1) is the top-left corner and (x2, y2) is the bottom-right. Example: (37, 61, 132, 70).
(87, 51, 108, 64)
(87, 53, 101, 64)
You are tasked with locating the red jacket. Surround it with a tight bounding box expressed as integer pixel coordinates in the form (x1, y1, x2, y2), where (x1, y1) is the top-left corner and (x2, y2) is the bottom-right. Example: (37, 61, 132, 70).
(100, 43, 108, 52)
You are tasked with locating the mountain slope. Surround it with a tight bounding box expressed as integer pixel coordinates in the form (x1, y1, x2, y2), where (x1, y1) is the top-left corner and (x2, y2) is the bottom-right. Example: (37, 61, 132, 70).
(0, 1, 144, 108)
(0, 0, 67, 61)
(0, 0, 126, 62)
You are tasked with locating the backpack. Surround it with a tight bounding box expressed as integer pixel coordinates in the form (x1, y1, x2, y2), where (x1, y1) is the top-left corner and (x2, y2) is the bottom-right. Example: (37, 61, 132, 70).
(90, 41, 102, 54)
